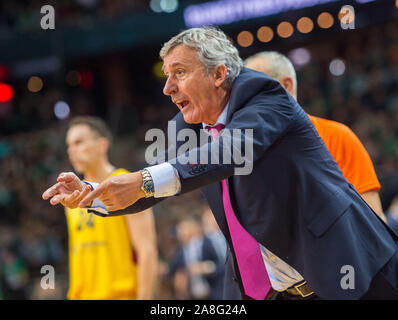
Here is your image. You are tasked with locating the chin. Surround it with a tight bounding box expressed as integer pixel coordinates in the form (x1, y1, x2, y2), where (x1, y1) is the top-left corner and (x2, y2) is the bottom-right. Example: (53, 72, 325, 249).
(182, 114, 201, 124)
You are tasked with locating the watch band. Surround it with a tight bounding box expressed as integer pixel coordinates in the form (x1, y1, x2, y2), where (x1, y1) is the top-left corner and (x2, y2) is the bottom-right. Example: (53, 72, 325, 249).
(140, 169, 155, 198)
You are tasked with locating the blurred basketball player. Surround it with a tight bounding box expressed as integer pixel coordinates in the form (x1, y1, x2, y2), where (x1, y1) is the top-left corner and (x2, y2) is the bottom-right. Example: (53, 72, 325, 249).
(64, 116, 158, 299)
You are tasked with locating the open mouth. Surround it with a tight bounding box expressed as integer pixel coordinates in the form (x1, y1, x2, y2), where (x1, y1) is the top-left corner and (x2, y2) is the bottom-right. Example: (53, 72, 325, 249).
(177, 100, 189, 110)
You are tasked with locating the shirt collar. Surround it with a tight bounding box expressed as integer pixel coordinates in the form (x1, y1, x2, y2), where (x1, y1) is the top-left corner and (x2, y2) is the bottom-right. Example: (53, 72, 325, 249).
(202, 101, 229, 130)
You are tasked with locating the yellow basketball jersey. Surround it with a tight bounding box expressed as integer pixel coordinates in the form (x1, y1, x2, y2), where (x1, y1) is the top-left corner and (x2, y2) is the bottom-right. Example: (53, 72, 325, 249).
(65, 168, 137, 300)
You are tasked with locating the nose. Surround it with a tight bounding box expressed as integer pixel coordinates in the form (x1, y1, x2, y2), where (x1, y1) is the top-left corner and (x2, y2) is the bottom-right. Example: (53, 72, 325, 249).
(163, 76, 177, 96)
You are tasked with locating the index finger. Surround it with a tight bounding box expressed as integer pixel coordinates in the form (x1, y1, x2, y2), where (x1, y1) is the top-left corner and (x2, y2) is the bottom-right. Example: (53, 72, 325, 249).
(78, 182, 106, 208)
(42, 182, 61, 200)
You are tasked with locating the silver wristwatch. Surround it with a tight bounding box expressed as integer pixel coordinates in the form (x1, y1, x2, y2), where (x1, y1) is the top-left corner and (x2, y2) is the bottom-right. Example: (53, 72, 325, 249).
(140, 169, 155, 198)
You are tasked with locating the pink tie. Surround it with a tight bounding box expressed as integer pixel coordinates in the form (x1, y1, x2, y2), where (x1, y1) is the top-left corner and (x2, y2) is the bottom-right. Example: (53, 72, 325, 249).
(206, 124, 272, 300)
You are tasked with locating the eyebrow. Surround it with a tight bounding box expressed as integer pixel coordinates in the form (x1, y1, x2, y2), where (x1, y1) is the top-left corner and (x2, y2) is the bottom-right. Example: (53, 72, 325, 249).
(66, 136, 82, 144)
(162, 62, 189, 73)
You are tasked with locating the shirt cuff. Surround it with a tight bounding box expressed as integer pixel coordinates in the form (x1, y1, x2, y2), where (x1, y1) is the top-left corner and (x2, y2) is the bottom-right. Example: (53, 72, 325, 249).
(145, 162, 181, 198)
(81, 181, 109, 216)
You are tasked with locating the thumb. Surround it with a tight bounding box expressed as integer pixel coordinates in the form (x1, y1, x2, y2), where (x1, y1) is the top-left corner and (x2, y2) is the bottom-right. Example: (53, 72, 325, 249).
(78, 183, 106, 208)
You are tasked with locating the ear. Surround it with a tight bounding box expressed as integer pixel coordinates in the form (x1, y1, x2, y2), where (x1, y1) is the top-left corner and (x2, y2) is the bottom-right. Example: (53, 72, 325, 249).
(280, 77, 294, 97)
(213, 64, 228, 88)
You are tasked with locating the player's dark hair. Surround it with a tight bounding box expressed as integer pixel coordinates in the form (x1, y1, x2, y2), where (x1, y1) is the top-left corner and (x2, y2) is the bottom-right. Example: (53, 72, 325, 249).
(68, 116, 113, 144)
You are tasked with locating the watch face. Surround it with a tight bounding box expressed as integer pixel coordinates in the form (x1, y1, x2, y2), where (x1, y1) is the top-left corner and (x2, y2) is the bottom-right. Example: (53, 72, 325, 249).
(144, 180, 154, 193)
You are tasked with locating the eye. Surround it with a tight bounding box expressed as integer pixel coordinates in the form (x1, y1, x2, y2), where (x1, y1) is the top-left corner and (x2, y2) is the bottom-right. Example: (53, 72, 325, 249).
(176, 69, 185, 77)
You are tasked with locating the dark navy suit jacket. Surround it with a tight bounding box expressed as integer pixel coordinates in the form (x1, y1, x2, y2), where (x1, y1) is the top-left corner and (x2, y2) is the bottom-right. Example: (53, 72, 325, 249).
(102, 68, 398, 299)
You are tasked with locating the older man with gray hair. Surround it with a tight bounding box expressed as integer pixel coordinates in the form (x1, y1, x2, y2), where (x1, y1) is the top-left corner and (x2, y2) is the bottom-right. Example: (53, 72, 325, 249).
(43, 27, 398, 300)
(244, 51, 386, 223)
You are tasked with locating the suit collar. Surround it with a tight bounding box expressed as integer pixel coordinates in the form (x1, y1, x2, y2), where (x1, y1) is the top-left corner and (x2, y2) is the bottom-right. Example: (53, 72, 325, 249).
(226, 67, 276, 123)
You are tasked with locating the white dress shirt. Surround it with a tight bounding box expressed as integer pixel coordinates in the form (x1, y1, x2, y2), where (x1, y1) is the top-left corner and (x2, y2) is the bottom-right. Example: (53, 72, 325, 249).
(87, 103, 304, 292)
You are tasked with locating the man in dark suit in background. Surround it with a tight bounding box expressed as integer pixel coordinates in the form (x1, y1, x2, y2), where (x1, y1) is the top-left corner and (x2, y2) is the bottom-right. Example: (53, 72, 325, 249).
(43, 27, 398, 300)
(168, 217, 225, 300)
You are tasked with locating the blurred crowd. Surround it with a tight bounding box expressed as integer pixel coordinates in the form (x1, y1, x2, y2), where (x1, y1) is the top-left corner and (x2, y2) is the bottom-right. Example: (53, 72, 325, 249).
(0, 19, 397, 299)
(0, 0, 195, 35)
(0, 0, 148, 34)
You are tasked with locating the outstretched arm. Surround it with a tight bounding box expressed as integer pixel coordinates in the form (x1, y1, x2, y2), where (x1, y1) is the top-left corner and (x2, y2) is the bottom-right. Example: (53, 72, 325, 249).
(77, 91, 296, 215)
(42, 171, 164, 216)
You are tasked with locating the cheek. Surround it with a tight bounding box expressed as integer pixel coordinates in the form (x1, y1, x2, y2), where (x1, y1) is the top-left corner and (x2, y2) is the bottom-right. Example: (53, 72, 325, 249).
(75, 146, 94, 160)
(86, 146, 99, 158)
(195, 81, 214, 104)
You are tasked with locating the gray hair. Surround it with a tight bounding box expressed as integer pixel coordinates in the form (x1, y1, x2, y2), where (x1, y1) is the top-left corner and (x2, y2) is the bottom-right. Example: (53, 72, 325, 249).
(160, 27, 243, 89)
(244, 51, 297, 98)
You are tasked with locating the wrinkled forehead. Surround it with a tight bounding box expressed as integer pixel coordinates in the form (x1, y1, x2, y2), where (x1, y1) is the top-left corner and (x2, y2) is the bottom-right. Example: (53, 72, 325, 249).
(161, 44, 203, 73)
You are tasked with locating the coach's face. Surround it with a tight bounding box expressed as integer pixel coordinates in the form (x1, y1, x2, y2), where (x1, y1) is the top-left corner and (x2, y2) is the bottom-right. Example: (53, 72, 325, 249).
(162, 44, 228, 125)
